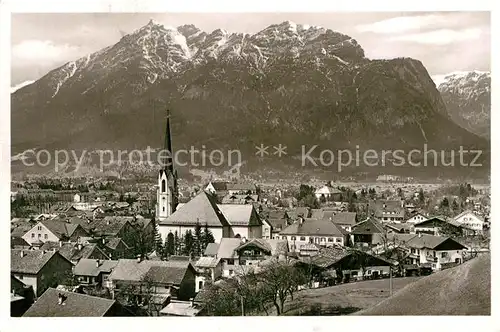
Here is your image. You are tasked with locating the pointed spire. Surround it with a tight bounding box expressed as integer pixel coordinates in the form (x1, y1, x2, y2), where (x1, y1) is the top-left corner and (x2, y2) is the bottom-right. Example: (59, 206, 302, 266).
(163, 109, 174, 174)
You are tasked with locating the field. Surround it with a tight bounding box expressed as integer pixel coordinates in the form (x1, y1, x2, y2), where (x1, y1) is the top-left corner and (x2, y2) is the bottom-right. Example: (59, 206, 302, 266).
(266, 277, 422, 315)
(357, 254, 490, 315)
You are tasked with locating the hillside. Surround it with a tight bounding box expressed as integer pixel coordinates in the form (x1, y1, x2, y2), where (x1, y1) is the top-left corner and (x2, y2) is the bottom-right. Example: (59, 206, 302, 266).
(356, 254, 491, 315)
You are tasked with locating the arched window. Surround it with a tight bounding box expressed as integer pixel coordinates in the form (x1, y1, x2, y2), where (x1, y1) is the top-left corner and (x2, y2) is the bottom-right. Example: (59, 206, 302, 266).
(161, 179, 166, 193)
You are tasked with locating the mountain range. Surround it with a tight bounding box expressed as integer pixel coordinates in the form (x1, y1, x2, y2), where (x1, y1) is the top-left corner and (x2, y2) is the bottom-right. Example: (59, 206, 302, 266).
(11, 20, 489, 177)
(436, 71, 490, 139)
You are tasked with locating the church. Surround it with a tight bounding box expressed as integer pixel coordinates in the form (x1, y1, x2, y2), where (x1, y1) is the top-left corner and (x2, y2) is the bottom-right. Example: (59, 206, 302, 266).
(156, 111, 263, 243)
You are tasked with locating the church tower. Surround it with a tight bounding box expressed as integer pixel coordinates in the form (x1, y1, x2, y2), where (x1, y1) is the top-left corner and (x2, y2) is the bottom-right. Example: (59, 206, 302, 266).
(157, 110, 178, 221)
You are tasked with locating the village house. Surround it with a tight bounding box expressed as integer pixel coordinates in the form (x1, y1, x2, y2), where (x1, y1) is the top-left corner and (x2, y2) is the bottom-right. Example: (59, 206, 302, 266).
(413, 217, 463, 237)
(73, 259, 119, 288)
(453, 210, 486, 235)
(109, 258, 197, 308)
(350, 217, 385, 247)
(234, 238, 288, 266)
(374, 234, 468, 271)
(11, 249, 73, 297)
(89, 216, 135, 238)
(279, 217, 348, 252)
(202, 238, 242, 278)
(265, 210, 289, 239)
(326, 211, 357, 232)
(314, 185, 342, 201)
(260, 218, 272, 239)
(194, 256, 222, 292)
(101, 237, 132, 259)
(226, 183, 258, 196)
(22, 219, 89, 246)
(217, 204, 263, 239)
(11, 275, 35, 317)
(204, 181, 229, 202)
(40, 241, 110, 264)
(371, 200, 405, 223)
(405, 212, 427, 223)
(23, 288, 131, 317)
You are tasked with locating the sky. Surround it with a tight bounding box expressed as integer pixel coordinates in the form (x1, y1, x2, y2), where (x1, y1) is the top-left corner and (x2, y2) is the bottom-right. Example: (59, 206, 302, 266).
(11, 12, 490, 87)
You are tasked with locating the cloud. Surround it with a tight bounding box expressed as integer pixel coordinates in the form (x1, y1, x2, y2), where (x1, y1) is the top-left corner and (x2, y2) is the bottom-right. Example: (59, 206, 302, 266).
(11, 80, 35, 93)
(356, 15, 448, 34)
(389, 28, 482, 45)
(11, 40, 80, 65)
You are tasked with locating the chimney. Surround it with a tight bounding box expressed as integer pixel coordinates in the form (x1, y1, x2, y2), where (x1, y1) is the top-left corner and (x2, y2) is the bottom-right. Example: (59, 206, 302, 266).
(418, 233, 422, 238)
(77, 244, 82, 251)
(137, 255, 142, 263)
(299, 216, 304, 225)
(59, 240, 63, 247)
(96, 259, 100, 268)
(190, 298, 194, 306)
(20, 250, 25, 258)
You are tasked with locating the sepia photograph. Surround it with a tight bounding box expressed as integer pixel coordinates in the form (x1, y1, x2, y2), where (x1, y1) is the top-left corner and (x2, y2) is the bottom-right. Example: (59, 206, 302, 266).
(4, 2, 493, 322)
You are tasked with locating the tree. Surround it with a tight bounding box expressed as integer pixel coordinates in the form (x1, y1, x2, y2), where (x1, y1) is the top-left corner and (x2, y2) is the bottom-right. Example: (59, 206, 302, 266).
(152, 219, 163, 255)
(183, 230, 194, 257)
(123, 219, 155, 259)
(194, 221, 203, 257)
(202, 223, 215, 248)
(257, 260, 307, 315)
(162, 232, 175, 258)
(452, 199, 460, 213)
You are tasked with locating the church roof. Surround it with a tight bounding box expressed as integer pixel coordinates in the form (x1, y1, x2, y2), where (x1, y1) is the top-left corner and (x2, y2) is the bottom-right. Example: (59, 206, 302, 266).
(159, 191, 230, 227)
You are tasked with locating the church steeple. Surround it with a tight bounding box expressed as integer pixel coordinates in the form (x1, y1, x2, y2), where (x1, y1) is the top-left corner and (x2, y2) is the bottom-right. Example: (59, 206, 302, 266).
(163, 109, 174, 174)
(157, 109, 178, 221)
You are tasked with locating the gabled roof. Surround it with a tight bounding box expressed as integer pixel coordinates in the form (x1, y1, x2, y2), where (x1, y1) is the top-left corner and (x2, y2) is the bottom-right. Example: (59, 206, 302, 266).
(454, 210, 484, 222)
(91, 217, 132, 236)
(105, 237, 130, 250)
(414, 216, 462, 228)
(159, 191, 229, 227)
(331, 212, 357, 226)
(23, 288, 117, 317)
(40, 219, 87, 239)
(280, 219, 346, 237)
(109, 259, 192, 283)
(217, 204, 262, 227)
(234, 238, 288, 256)
(207, 181, 228, 191)
(73, 259, 118, 277)
(195, 256, 220, 268)
(204, 243, 219, 256)
(144, 264, 193, 285)
(11, 249, 70, 275)
(11, 237, 31, 248)
(226, 183, 257, 191)
(351, 217, 385, 235)
(11, 224, 33, 238)
(405, 234, 466, 250)
(216, 238, 242, 259)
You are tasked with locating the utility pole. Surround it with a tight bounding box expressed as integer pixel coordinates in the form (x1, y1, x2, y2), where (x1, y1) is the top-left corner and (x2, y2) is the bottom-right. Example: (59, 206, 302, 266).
(389, 267, 393, 296)
(240, 295, 245, 316)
